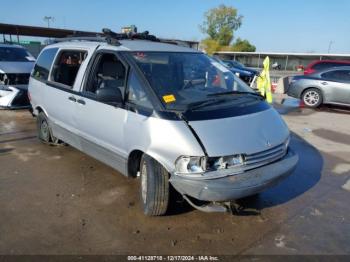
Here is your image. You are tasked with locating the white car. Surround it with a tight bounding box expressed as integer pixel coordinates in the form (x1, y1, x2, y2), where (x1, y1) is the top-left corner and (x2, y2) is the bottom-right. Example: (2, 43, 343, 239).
(28, 30, 298, 216)
(0, 44, 35, 108)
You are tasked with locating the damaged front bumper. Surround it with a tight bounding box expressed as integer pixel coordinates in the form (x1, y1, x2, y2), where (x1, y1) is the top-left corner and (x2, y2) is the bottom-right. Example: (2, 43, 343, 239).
(169, 149, 298, 202)
(0, 85, 30, 109)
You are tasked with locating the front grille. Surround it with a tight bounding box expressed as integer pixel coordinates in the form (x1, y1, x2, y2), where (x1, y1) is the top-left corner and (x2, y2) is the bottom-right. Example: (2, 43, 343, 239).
(0, 73, 30, 85)
(244, 143, 287, 168)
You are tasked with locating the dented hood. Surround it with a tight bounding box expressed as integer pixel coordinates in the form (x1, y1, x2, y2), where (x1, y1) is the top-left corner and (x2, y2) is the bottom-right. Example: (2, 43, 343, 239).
(188, 108, 289, 156)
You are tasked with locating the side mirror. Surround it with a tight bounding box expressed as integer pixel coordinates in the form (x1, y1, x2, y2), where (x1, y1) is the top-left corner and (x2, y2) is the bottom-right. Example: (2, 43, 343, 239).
(96, 87, 123, 104)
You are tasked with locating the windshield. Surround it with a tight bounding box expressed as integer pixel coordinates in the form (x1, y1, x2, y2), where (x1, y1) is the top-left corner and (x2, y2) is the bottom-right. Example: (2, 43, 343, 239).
(0, 47, 35, 62)
(130, 52, 255, 110)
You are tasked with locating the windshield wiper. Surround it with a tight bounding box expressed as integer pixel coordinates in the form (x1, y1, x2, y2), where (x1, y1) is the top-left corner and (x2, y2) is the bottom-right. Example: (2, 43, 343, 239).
(183, 79, 206, 89)
(207, 90, 264, 99)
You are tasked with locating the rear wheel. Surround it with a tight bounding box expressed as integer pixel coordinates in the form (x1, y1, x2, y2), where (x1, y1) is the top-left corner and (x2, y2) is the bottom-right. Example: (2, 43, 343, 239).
(140, 154, 169, 216)
(37, 112, 60, 145)
(302, 88, 322, 108)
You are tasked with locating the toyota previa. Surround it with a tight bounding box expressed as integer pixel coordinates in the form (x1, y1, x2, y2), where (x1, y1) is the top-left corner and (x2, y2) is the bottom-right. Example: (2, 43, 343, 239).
(28, 31, 298, 216)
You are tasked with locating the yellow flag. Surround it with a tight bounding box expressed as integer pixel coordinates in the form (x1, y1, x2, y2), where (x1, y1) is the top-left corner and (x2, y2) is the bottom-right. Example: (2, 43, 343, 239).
(257, 56, 273, 103)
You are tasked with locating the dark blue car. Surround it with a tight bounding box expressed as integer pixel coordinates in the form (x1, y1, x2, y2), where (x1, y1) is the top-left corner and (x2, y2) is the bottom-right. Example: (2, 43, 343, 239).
(222, 60, 259, 84)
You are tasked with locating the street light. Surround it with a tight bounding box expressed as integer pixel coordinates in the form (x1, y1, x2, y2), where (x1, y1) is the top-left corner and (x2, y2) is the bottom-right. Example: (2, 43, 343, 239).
(43, 16, 55, 28)
(328, 41, 334, 54)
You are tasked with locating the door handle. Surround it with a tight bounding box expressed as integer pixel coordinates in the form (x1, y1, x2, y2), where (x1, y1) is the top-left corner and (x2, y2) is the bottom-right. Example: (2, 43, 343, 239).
(68, 96, 76, 102)
(77, 99, 86, 105)
(321, 82, 328, 85)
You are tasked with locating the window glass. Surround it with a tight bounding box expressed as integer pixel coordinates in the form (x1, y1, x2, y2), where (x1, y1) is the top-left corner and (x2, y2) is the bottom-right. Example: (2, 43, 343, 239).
(322, 70, 350, 82)
(130, 52, 253, 111)
(0, 47, 35, 62)
(85, 53, 126, 98)
(32, 48, 58, 81)
(127, 70, 152, 108)
(313, 62, 350, 71)
(313, 63, 330, 70)
(51, 50, 87, 88)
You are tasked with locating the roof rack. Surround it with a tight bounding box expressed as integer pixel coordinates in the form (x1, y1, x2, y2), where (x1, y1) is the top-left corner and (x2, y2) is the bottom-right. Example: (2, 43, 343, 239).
(54, 28, 159, 46)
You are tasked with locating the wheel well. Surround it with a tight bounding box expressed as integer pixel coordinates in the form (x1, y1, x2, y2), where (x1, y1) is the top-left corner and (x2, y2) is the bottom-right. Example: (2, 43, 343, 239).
(127, 150, 144, 178)
(34, 106, 43, 115)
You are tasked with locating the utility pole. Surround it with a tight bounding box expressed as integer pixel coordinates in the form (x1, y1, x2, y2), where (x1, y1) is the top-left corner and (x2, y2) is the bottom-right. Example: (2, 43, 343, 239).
(43, 16, 54, 28)
(327, 41, 334, 54)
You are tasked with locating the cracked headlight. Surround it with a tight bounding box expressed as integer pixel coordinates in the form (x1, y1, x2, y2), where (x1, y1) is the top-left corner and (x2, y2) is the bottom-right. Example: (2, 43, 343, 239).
(175, 156, 207, 174)
(175, 154, 245, 176)
(208, 155, 244, 170)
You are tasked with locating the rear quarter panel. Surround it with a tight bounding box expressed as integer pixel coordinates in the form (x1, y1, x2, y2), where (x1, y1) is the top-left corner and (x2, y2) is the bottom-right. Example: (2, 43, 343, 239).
(288, 79, 325, 99)
(28, 77, 47, 116)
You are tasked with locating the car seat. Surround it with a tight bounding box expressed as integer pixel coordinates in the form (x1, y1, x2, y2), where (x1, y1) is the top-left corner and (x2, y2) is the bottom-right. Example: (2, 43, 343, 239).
(98, 61, 125, 96)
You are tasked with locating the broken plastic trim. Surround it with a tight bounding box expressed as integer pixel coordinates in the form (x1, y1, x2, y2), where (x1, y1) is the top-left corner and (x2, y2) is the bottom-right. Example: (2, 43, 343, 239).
(182, 195, 228, 213)
(182, 195, 262, 215)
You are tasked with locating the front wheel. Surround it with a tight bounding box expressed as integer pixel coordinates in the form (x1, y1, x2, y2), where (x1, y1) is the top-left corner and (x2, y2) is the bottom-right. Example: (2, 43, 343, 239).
(140, 154, 169, 216)
(302, 88, 323, 108)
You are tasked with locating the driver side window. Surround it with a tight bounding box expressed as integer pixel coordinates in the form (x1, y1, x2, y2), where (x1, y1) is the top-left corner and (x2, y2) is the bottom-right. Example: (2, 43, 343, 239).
(85, 53, 126, 98)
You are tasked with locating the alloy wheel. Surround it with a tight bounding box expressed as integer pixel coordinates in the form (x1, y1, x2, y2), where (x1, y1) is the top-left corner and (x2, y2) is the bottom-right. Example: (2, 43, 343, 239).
(303, 90, 320, 106)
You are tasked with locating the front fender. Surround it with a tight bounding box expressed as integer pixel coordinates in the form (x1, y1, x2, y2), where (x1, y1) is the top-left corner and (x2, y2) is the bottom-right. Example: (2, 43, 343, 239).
(124, 113, 204, 173)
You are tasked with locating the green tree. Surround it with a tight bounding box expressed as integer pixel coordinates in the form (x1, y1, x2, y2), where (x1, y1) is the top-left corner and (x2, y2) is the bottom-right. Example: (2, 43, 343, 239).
(200, 38, 221, 55)
(200, 4, 243, 46)
(231, 38, 256, 52)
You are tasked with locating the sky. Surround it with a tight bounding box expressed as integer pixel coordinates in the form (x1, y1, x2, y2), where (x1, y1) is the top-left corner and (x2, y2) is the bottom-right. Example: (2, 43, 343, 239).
(1, 0, 350, 54)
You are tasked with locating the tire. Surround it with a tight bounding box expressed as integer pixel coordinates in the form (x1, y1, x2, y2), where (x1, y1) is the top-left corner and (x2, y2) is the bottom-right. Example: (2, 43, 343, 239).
(140, 154, 169, 216)
(302, 88, 323, 108)
(37, 112, 60, 145)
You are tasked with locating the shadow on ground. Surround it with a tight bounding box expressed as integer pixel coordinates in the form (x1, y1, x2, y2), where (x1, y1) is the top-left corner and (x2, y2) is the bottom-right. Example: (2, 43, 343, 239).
(235, 132, 323, 214)
(277, 97, 350, 116)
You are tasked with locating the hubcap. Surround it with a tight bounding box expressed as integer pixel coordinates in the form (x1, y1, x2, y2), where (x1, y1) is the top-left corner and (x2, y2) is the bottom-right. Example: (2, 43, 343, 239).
(304, 90, 320, 106)
(141, 162, 147, 204)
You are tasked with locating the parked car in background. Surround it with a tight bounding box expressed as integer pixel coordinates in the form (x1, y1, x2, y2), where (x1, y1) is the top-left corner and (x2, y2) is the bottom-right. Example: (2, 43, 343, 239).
(222, 59, 259, 85)
(288, 66, 350, 108)
(0, 44, 35, 108)
(304, 60, 350, 75)
(29, 31, 297, 216)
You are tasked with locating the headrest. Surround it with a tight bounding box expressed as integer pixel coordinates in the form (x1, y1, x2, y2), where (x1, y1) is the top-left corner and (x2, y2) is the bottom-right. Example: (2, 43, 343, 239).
(102, 61, 125, 78)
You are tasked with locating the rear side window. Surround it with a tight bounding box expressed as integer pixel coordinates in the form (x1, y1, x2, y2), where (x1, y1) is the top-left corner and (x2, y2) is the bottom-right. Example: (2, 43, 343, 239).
(313, 62, 350, 71)
(313, 62, 331, 71)
(32, 48, 58, 81)
(322, 70, 350, 82)
(51, 50, 87, 88)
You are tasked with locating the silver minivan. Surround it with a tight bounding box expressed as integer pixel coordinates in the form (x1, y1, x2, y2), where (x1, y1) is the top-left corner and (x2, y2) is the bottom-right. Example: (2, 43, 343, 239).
(28, 32, 298, 216)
